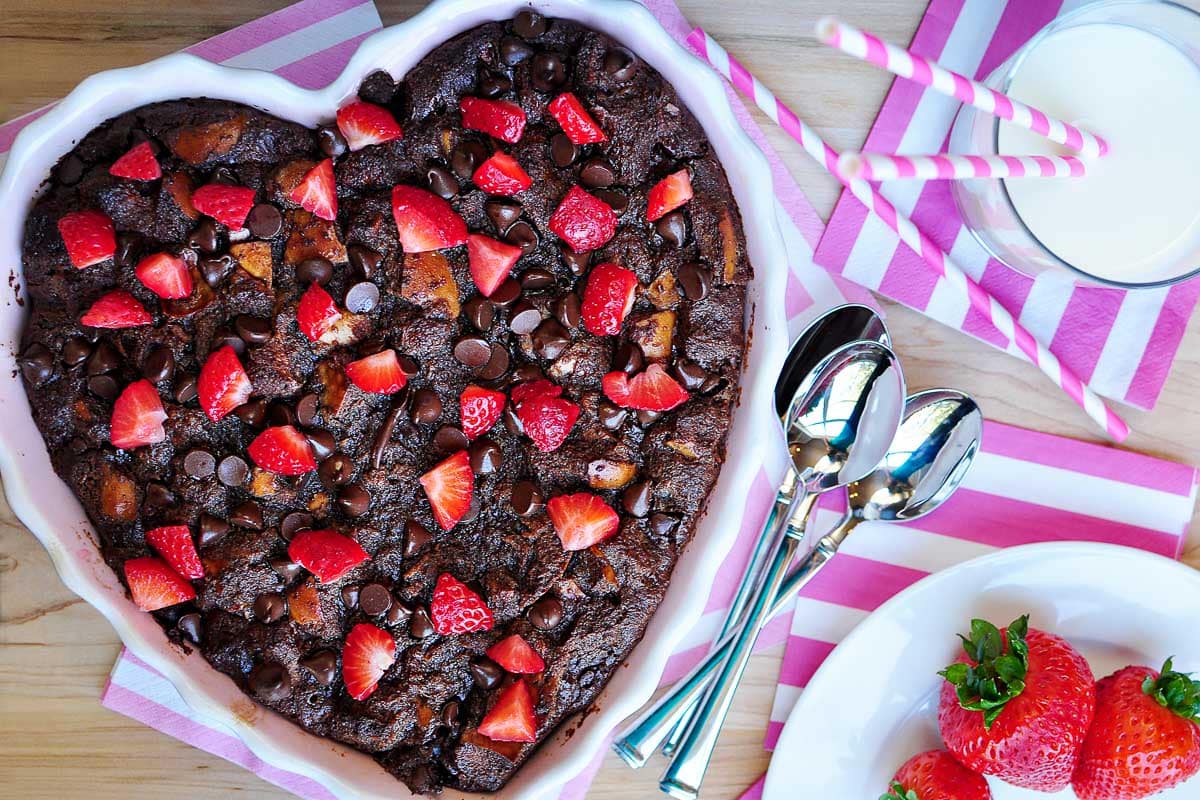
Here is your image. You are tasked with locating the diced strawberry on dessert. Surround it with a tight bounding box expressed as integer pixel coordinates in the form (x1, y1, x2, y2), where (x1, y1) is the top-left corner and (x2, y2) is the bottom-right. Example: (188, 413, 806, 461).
(191, 183, 257, 229)
(430, 572, 494, 635)
(391, 185, 468, 253)
(467, 233, 522, 297)
(581, 262, 638, 336)
(472, 152, 532, 195)
(548, 185, 616, 253)
(288, 529, 370, 583)
(345, 350, 407, 394)
(547, 92, 607, 145)
(109, 141, 162, 181)
(486, 634, 545, 674)
(58, 210, 116, 269)
(135, 252, 193, 300)
(602, 364, 689, 412)
(81, 290, 152, 329)
(459, 97, 527, 144)
(289, 158, 338, 221)
(547, 492, 621, 551)
(296, 282, 343, 344)
(509, 379, 562, 406)
(646, 169, 693, 222)
(516, 392, 580, 452)
(342, 622, 396, 701)
(248, 425, 317, 475)
(145, 525, 204, 580)
(460, 385, 506, 439)
(110, 379, 167, 450)
(420, 450, 475, 531)
(335, 101, 404, 152)
(478, 679, 537, 743)
(123, 556, 196, 611)
(198, 345, 253, 422)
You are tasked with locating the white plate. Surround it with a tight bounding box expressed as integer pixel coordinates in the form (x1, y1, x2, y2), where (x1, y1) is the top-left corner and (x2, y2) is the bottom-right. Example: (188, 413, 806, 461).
(765, 542, 1200, 799)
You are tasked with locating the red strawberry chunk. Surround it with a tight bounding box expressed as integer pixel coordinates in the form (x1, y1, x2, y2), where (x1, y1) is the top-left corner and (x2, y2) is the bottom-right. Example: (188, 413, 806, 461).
(198, 345, 253, 422)
(289, 158, 338, 221)
(391, 185, 468, 252)
(510, 379, 562, 406)
(486, 634, 545, 674)
(547, 492, 620, 551)
(248, 425, 317, 475)
(109, 141, 161, 181)
(135, 252, 193, 299)
(517, 393, 580, 452)
(345, 350, 407, 394)
(430, 572, 494, 635)
(420, 450, 474, 530)
(459, 97, 527, 144)
(460, 385, 506, 439)
(467, 233, 522, 297)
(145, 525, 204, 580)
(342, 622, 396, 701)
(110, 379, 167, 450)
(288, 529, 369, 583)
(646, 169, 694, 222)
(81, 290, 152, 329)
(123, 556, 196, 611)
(191, 183, 256, 229)
(335, 101, 403, 151)
(581, 262, 638, 336)
(472, 152, 532, 195)
(296, 283, 343, 344)
(58, 210, 116, 269)
(602, 364, 689, 412)
(549, 185, 616, 253)
(478, 680, 537, 743)
(547, 92, 607, 144)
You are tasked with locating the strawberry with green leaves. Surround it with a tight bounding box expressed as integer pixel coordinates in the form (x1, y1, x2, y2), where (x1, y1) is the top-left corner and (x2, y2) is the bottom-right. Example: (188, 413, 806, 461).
(881, 750, 992, 800)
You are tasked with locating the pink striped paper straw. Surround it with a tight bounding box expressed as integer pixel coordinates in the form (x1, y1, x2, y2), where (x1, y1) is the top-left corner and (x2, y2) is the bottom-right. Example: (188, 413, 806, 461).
(815, 18, 1109, 159)
(837, 152, 1087, 181)
(685, 28, 1129, 442)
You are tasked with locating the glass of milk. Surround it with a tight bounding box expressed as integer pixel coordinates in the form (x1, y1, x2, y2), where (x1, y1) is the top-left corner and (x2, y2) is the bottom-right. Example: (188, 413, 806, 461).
(949, 0, 1200, 288)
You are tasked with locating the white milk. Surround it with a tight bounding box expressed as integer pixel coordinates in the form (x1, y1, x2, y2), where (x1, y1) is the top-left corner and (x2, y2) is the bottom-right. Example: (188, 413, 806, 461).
(999, 23, 1200, 284)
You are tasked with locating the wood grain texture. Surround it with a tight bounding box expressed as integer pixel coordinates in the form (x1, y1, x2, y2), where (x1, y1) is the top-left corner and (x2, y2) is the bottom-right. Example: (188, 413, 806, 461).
(1, 1, 1197, 798)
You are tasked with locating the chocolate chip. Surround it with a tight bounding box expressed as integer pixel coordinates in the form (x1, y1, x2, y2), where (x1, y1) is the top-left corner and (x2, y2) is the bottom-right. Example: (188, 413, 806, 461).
(504, 220, 539, 255)
(478, 68, 513, 99)
(198, 254, 232, 287)
(463, 297, 494, 331)
(650, 512, 679, 537)
(249, 662, 291, 701)
(303, 428, 335, 462)
(552, 292, 582, 328)
(550, 133, 579, 167)
(450, 140, 488, 180)
(143, 482, 175, 513)
(604, 46, 637, 79)
(426, 163, 460, 199)
(478, 343, 511, 381)
(678, 262, 710, 300)
(87, 341, 120, 375)
(348, 244, 382, 279)
(253, 593, 287, 623)
(385, 600, 413, 626)
(230, 501, 263, 529)
(319, 453, 354, 487)
(463, 488, 482, 524)
(174, 374, 199, 404)
(211, 167, 238, 185)
(511, 480, 544, 517)
(397, 355, 420, 377)
(281, 511, 314, 541)
(485, 200, 522, 232)
(62, 337, 91, 368)
(500, 36, 533, 66)
(139, 346, 174, 383)
(233, 397, 266, 426)
(469, 439, 502, 474)
(502, 403, 524, 436)
(213, 455, 247, 488)
(410, 388, 442, 424)
(637, 408, 662, 426)
(673, 359, 709, 391)
(183, 449, 216, 479)
(509, 301, 542, 334)
(614, 341, 645, 374)
(512, 363, 544, 384)
(513, 8, 548, 38)
(489, 278, 521, 306)
(441, 701, 461, 729)
(404, 521, 432, 557)
(656, 210, 688, 247)
(188, 220, 221, 254)
(300, 650, 339, 685)
(358, 582, 392, 616)
(57, 154, 85, 185)
(341, 584, 360, 609)
(529, 595, 563, 630)
(343, 282, 382, 316)
(267, 402, 297, 427)
(18, 344, 53, 385)
(532, 319, 570, 360)
(296, 393, 320, 426)
(580, 157, 616, 188)
(561, 245, 590, 276)
(269, 556, 302, 582)
(358, 69, 397, 105)
(453, 336, 491, 367)
(177, 613, 202, 644)
(410, 607, 436, 638)
(337, 483, 371, 518)
(470, 657, 504, 689)
(520, 268, 555, 290)
(211, 327, 245, 356)
(623, 481, 652, 517)
(599, 402, 628, 432)
(247, 203, 282, 238)
(198, 513, 230, 548)
(87, 375, 118, 399)
(234, 314, 272, 346)
(531, 52, 566, 91)
(296, 256, 333, 285)
(434, 425, 469, 453)
(594, 189, 628, 215)
(317, 126, 348, 159)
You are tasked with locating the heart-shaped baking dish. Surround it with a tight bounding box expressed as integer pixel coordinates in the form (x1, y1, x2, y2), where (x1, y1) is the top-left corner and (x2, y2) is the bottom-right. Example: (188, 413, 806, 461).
(0, 0, 789, 796)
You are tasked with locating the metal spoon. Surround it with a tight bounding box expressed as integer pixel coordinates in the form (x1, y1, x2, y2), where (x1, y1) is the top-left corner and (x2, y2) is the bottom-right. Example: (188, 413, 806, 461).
(659, 388, 983, 799)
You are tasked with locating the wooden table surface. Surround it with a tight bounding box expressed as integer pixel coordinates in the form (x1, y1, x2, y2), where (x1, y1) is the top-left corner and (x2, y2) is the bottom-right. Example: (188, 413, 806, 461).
(2, 1, 1198, 797)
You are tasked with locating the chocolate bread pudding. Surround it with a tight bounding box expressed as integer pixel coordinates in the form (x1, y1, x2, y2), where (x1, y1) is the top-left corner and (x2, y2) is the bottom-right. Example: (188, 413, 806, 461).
(17, 10, 751, 794)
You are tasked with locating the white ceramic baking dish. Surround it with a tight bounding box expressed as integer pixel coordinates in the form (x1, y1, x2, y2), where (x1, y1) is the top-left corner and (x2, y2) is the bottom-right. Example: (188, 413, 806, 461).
(0, 0, 790, 796)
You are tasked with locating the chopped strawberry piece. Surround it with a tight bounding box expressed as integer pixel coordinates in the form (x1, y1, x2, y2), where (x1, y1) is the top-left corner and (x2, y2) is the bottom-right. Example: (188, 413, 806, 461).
(123, 556, 196, 611)
(510, 379, 562, 406)
(549, 185, 616, 253)
(486, 634, 545, 674)
(81, 290, 152, 329)
(191, 183, 256, 229)
(198, 345, 253, 422)
(391, 185, 468, 252)
(145, 525, 204, 580)
(135, 252, 193, 299)
(646, 169, 693, 222)
(110, 379, 167, 449)
(467, 233, 522, 297)
(341, 622, 396, 701)
(109, 141, 161, 181)
(516, 392, 580, 452)
(459, 97, 527, 144)
(602, 364, 689, 411)
(478, 680, 537, 743)
(288, 529, 370, 583)
(335, 101, 403, 151)
(472, 152, 532, 195)
(420, 450, 475, 531)
(345, 350, 407, 394)
(58, 210, 116, 268)
(289, 158, 338, 221)
(547, 92, 607, 145)
(581, 262, 638, 336)
(547, 492, 620, 551)
(460, 385, 506, 439)
(296, 283, 343, 344)
(248, 425, 317, 475)
(430, 572, 494, 635)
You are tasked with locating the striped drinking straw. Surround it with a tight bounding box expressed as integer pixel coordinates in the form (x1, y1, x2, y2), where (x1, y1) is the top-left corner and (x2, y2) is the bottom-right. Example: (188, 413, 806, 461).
(837, 152, 1087, 181)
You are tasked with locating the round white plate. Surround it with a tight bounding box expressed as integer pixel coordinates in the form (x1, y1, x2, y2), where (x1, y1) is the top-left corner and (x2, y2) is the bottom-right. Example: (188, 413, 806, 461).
(764, 542, 1200, 799)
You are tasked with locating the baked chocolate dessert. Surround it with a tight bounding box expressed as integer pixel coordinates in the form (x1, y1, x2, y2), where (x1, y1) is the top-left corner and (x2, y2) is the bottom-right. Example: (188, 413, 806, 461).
(18, 10, 751, 794)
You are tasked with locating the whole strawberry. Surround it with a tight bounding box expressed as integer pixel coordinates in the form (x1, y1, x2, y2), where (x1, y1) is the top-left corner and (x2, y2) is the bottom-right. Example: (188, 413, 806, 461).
(937, 615, 1095, 791)
(1072, 658, 1200, 800)
(881, 749, 992, 800)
